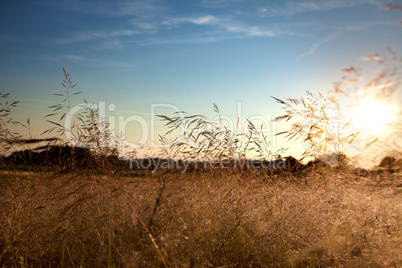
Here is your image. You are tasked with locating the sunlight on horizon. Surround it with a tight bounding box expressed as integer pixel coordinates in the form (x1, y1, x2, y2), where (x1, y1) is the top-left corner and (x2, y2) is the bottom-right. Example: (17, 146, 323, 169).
(354, 100, 395, 136)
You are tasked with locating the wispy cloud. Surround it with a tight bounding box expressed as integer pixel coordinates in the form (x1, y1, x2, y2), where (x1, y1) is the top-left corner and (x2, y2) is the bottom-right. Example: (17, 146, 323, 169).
(132, 35, 221, 46)
(53, 29, 140, 44)
(42, 0, 392, 51)
(38, 0, 167, 18)
(259, 0, 383, 17)
(162, 14, 281, 38)
(43, 0, 331, 50)
(297, 31, 341, 58)
(293, 0, 395, 59)
(41, 0, 169, 36)
(40, 54, 99, 62)
(163, 15, 220, 26)
(333, 20, 397, 31)
(224, 24, 277, 37)
(40, 54, 135, 67)
(199, 0, 245, 8)
(52, 11, 282, 49)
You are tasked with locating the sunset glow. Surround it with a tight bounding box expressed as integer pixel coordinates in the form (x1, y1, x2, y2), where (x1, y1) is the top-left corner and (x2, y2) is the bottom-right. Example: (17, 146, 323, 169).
(0, 0, 401, 161)
(354, 100, 394, 136)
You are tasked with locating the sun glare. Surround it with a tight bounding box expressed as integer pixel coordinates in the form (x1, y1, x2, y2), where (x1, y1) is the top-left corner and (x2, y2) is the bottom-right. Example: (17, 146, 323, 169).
(354, 100, 395, 135)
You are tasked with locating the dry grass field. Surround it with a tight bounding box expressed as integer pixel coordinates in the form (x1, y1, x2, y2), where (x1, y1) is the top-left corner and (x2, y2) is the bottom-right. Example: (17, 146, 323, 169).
(1, 59, 401, 266)
(0, 166, 401, 267)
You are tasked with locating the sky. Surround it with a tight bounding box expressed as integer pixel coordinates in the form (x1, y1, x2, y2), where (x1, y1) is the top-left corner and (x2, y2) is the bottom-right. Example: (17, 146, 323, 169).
(0, 0, 401, 162)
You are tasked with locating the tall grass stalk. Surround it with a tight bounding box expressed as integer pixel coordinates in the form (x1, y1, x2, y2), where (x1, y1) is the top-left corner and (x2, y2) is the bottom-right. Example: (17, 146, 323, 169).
(158, 103, 285, 163)
(0, 92, 21, 157)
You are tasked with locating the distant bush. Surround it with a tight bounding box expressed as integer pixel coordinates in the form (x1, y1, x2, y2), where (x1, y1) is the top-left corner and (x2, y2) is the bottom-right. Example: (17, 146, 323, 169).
(379, 156, 396, 168)
(3, 144, 122, 171)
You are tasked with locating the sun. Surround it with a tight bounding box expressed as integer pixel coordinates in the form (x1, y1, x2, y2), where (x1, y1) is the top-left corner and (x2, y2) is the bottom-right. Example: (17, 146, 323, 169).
(354, 100, 394, 136)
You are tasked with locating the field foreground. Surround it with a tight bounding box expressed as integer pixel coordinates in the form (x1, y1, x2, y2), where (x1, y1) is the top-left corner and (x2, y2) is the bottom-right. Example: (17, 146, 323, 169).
(0, 169, 401, 267)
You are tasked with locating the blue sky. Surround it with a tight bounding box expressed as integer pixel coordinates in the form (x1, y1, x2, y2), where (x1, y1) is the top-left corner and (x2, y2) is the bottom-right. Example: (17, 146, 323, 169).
(1, 0, 401, 160)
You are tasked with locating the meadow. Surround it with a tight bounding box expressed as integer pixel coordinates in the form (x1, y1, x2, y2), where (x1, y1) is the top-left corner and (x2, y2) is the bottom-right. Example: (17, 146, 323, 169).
(0, 162, 401, 267)
(0, 49, 401, 267)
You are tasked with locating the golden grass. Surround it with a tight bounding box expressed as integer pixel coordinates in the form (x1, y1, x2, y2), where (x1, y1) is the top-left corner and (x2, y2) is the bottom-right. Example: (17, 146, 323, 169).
(0, 51, 401, 267)
(0, 168, 400, 267)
